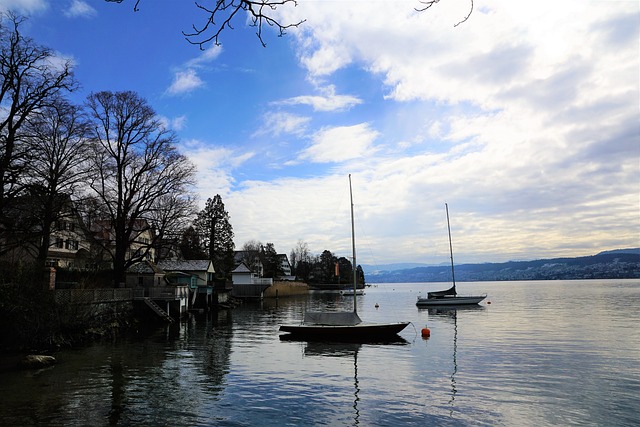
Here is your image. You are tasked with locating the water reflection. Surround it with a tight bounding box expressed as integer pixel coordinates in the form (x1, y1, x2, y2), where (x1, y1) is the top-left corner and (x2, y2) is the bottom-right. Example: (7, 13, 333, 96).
(422, 306, 485, 418)
(2, 281, 638, 426)
(297, 340, 362, 425)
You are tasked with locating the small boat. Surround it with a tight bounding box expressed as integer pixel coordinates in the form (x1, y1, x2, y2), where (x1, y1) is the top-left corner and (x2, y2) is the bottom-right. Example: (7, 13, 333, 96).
(340, 288, 365, 296)
(280, 175, 410, 340)
(416, 204, 486, 307)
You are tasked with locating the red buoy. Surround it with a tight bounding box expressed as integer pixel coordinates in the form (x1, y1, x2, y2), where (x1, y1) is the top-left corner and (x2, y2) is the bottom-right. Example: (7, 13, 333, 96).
(421, 327, 431, 337)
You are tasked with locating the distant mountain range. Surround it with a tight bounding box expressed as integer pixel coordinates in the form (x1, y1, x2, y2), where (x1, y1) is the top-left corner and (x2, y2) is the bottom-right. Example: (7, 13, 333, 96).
(363, 248, 640, 283)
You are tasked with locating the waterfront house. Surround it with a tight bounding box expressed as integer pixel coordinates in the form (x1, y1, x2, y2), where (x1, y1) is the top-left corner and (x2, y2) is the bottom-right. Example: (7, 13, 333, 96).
(157, 259, 228, 308)
(127, 260, 189, 320)
(231, 262, 272, 298)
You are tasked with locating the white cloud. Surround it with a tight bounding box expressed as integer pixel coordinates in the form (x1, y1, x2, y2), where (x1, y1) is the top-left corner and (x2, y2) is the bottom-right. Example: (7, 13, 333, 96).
(257, 111, 310, 137)
(64, 0, 96, 18)
(0, 0, 47, 13)
(239, 0, 640, 263)
(186, 45, 223, 67)
(166, 69, 204, 95)
(298, 123, 379, 163)
(181, 139, 255, 203)
(158, 115, 187, 131)
(275, 84, 362, 112)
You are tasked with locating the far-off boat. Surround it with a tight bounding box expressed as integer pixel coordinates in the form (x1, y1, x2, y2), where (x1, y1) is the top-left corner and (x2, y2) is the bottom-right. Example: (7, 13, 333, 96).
(416, 204, 486, 307)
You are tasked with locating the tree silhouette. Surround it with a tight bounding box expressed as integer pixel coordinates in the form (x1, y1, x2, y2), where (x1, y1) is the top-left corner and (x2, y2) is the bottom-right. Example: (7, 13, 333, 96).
(194, 195, 235, 276)
(0, 13, 77, 255)
(86, 91, 196, 286)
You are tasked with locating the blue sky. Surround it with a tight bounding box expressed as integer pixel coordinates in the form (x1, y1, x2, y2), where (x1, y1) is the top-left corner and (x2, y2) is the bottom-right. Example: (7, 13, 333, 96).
(2, 0, 639, 266)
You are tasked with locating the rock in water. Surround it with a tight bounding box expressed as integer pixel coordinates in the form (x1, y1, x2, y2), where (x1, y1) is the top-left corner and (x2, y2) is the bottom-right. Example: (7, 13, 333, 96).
(19, 355, 56, 369)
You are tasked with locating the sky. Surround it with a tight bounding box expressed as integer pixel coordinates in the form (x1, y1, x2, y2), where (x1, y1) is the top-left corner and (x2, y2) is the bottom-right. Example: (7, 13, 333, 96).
(1, 0, 639, 267)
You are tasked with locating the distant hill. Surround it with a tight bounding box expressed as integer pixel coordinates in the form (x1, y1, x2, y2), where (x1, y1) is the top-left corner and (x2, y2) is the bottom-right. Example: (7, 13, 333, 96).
(364, 248, 640, 283)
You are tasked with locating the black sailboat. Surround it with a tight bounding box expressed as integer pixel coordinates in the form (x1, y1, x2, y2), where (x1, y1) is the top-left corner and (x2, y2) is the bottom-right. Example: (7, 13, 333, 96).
(416, 204, 486, 307)
(280, 175, 409, 340)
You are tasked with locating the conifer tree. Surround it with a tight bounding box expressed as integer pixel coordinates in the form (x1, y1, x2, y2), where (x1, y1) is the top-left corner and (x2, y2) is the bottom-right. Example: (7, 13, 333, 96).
(195, 195, 235, 277)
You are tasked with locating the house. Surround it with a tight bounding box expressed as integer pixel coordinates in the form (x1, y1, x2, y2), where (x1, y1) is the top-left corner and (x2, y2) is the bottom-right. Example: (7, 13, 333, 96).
(233, 250, 294, 280)
(0, 193, 92, 270)
(90, 219, 156, 270)
(127, 260, 189, 320)
(47, 214, 92, 269)
(233, 250, 264, 277)
(157, 259, 215, 287)
(126, 260, 166, 288)
(278, 254, 295, 280)
(157, 259, 226, 308)
(231, 261, 272, 298)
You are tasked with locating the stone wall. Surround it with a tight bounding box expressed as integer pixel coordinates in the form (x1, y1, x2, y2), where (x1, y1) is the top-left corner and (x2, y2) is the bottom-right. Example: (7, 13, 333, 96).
(262, 281, 309, 298)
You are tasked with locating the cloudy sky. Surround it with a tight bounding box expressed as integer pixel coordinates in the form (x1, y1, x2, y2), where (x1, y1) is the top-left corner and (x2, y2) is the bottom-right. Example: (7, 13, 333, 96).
(2, 0, 639, 266)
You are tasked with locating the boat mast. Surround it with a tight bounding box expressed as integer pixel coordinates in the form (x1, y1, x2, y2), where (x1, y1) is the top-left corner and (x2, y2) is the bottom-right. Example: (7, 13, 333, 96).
(349, 174, 357, 314)
(446, 203, 456, 293)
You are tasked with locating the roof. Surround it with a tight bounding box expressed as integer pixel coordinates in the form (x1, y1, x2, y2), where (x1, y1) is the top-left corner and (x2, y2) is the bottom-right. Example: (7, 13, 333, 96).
(157, 259, 213, 272)
(127, 261, 165, 275)
(231, 262, 252, 274)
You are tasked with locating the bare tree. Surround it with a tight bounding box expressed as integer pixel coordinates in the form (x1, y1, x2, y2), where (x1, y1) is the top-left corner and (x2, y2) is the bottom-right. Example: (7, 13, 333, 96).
(289, 239, 309, 273)
(106, 0, 472, 48)
(85, 91, 196, 286)
(240, 239, 263, 274)
(22, 99, 91, 269)
(0, 13, 76, 254)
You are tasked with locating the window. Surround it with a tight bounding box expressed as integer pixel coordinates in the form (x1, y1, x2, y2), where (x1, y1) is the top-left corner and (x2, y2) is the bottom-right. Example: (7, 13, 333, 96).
(56, 238, 64, 248)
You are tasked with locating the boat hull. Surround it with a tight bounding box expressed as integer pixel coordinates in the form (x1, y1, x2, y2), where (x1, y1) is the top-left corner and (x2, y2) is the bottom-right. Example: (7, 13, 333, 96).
(279, 322, 410, 340)
(416, 295, 486, 307)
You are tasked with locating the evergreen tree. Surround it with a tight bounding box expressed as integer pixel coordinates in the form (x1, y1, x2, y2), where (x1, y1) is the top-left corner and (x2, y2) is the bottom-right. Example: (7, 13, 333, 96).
(179, 225, 206, 259)
(261, 242, 283, 279)
(194, 195, 235, 277)
(316, 250, 337, 284)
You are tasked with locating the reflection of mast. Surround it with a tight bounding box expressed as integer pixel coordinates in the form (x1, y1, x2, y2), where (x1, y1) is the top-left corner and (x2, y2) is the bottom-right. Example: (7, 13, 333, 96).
(448, 309, 458, 413)
(428, 307, 459, 414)
(353, 349, 360, 425)
(298, 341, 361, 425)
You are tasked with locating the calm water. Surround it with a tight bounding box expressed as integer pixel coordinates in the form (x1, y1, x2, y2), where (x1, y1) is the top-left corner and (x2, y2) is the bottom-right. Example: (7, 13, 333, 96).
(1, 279, 639, 426)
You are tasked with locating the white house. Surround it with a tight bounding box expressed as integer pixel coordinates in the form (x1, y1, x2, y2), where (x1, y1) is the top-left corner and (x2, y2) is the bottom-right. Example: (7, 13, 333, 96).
(231, 262, 272, 298)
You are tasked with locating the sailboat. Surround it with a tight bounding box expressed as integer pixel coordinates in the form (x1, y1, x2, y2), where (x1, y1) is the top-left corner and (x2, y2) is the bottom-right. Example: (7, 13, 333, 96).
(416, 204, 487, 307)
(279, 175, 410, 340)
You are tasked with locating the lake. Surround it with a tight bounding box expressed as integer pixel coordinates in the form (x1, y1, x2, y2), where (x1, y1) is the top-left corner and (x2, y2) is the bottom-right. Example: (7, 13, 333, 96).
(1, 279, 639, 426)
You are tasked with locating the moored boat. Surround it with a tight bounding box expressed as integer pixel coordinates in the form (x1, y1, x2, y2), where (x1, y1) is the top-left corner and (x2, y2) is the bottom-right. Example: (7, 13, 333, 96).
(416, 204, 486, 307)
(280, 175, 410, 340)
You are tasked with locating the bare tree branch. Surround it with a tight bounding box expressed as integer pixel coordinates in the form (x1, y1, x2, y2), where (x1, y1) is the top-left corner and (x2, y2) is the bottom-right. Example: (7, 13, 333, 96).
(454, 0, 473, 27)
(105, 0, 141, 12)
(107, 0, 471, 48)
(106, 0, 304, 48)
(415, 0, 473, 27)
(415, 0, 441, 12)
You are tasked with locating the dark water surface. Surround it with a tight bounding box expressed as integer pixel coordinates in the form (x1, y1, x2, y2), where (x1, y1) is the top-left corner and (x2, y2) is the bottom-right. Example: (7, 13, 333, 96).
(1, 279, 639, 426)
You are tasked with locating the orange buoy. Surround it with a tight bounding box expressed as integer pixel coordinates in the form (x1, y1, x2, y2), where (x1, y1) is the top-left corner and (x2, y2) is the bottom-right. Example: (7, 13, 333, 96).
(421, 326, 431, 337)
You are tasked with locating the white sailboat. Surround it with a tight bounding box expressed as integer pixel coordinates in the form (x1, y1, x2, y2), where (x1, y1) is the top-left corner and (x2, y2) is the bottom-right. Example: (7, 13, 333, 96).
(280, 175, 409, 340)
(416, 204, 487, 307)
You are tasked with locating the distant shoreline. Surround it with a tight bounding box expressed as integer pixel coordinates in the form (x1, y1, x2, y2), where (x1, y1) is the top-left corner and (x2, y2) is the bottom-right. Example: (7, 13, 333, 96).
(365, 250, 640, 283)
